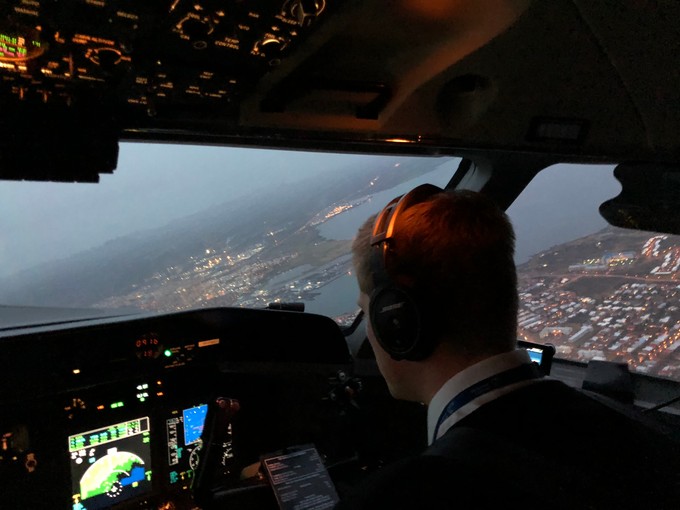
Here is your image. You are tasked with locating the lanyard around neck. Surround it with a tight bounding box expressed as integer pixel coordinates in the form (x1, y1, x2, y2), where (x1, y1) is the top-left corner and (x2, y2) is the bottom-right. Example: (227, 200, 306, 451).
(433, 363, 542, 442)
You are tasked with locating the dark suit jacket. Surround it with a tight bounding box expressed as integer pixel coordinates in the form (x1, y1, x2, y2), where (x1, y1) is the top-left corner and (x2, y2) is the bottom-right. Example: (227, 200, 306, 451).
(336, 380, 680, 509)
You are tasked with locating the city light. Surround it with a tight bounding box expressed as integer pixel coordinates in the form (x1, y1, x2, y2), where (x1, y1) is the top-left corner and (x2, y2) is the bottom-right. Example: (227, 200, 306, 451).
(518, 234, 680, 378)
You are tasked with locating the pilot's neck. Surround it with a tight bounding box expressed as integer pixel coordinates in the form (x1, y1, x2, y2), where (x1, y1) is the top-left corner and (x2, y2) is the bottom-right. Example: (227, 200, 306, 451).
(418, 346, 494, 406)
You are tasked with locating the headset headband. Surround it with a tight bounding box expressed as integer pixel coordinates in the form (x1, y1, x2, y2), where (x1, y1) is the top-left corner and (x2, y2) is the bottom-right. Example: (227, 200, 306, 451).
(371, 183, 444, 247)
(370, 183, 444, 285)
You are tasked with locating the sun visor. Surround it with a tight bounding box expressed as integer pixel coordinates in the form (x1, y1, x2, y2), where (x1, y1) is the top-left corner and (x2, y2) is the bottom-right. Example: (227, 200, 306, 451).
(0, 100, 119, 183)
(599, 163, 680, 235)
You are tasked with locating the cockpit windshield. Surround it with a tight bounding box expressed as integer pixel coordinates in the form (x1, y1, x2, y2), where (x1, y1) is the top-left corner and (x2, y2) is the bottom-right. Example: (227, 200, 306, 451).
(509, 164, 680, 383)
(2, 150, 680, 383)
(0, 143, 456, 326)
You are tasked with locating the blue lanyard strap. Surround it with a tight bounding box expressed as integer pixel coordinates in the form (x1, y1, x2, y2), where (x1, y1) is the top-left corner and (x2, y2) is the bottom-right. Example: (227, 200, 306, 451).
(433, 363, 542, 441)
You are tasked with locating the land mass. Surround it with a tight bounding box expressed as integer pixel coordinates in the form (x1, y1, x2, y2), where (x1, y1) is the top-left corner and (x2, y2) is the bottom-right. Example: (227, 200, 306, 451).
(0, 157, 445, 319)
(518, 227, 680, 380)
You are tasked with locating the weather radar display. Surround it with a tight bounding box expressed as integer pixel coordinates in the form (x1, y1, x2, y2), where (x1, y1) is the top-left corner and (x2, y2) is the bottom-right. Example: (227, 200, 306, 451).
(68, 417, 152, 510)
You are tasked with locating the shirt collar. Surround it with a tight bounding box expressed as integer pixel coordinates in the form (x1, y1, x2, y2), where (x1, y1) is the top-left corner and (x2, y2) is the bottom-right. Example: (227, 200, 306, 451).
(427, 349, 534, 444)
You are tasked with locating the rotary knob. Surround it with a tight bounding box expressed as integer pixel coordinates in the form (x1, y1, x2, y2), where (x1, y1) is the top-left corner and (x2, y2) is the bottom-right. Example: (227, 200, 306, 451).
(259, 37, 283, 59)
(97, 48, 122, 68)
(178, 16, 214, 49)
(287, 0, 326, 26)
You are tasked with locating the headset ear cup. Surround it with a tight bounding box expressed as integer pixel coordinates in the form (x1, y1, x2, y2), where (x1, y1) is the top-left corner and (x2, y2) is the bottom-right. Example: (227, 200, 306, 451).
(370, 287, 427, 361)
(368, 184, 444, 361)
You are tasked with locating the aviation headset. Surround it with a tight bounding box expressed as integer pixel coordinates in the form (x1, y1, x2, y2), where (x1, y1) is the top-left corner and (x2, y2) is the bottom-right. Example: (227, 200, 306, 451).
(369, 183, 444, 361)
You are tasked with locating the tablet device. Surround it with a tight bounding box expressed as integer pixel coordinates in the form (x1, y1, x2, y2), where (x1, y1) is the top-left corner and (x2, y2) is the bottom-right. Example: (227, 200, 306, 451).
(261, 444, 339, 510)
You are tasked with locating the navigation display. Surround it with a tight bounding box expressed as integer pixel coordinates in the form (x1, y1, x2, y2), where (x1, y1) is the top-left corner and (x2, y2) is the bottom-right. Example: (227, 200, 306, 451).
(68, 417, 152, 510)
(166, 404, 208, 487)
(183, 404, 208, 445)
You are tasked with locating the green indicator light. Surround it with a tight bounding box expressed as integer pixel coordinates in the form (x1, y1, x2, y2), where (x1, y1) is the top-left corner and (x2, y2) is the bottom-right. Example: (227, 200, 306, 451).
(164, 349, 173, 357)
(111, 403, 118, 409)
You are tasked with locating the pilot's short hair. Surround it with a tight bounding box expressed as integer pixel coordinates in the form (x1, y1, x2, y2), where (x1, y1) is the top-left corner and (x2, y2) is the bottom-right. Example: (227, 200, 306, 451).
(352, 190, 518, 354)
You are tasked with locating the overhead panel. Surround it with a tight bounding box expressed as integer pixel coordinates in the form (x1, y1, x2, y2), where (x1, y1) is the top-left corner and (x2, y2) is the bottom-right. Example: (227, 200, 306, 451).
(0, 0, 336, 181)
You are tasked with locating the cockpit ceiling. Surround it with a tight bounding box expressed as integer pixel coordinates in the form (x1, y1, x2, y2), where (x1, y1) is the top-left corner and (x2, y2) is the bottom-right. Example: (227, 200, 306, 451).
(0, 0, 679, 164)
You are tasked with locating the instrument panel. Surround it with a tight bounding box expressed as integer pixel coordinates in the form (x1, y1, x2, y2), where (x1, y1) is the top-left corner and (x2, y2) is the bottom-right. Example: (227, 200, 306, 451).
(0, 307, 355, 509)
(0, 0, 330, 114)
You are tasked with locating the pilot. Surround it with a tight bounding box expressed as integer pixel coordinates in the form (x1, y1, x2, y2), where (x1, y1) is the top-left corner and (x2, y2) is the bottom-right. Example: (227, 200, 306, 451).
(337, 184, 680, 509)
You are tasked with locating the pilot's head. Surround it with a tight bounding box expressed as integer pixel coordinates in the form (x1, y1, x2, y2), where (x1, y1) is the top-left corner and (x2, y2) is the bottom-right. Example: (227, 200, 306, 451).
(353, 187, 518, 402)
